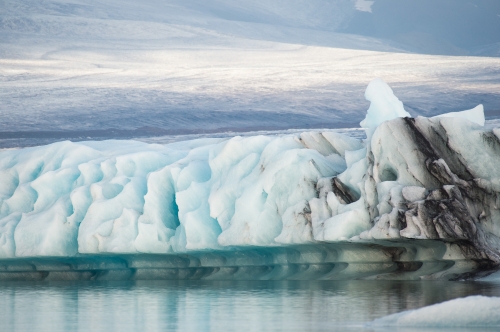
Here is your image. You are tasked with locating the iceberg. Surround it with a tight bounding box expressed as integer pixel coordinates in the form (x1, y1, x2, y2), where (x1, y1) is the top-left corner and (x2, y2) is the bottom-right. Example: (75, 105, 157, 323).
(0, 79, 499, 281)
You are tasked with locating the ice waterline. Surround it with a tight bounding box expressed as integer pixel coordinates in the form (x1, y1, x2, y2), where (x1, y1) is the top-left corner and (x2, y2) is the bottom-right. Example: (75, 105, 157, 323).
(0, 79, 497, 281)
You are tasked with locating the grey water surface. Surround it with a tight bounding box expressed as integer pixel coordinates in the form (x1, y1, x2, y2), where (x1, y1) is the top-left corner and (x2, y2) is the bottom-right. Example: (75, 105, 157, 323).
(1, 280, 499, 331)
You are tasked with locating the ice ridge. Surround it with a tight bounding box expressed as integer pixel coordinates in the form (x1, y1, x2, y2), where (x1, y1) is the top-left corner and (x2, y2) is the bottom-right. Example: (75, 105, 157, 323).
(0, 79, 499, 281)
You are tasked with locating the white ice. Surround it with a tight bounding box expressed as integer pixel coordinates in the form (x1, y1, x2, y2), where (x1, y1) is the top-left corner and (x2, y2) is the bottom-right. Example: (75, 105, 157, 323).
(432, 104, 485, 126)
(0, 132, 357, 257)
(360, 78, 411, 137)
(371, 296, 500, 327)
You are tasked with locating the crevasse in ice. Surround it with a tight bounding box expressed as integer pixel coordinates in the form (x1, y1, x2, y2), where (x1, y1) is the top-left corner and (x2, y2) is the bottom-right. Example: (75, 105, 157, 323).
(1, 78, 499, 280)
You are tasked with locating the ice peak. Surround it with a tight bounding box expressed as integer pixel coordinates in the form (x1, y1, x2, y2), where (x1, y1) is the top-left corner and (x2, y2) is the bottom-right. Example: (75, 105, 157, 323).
(360, 78, 411, 137)
(432, 104, 485, 126)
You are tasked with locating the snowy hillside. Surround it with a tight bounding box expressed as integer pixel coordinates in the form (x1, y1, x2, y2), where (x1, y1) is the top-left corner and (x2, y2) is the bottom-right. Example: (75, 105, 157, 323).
(1, 0, 500, 146)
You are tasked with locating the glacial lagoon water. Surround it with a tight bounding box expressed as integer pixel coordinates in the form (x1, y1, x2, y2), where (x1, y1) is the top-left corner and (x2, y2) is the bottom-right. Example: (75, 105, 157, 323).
(1, 280, 500, 332)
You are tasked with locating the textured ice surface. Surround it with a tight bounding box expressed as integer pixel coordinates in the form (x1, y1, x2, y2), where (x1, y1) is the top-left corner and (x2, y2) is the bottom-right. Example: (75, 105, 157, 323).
(0, 131, 359, 256)
(1, 79, 500, 281)
(371, 296, 500, 327)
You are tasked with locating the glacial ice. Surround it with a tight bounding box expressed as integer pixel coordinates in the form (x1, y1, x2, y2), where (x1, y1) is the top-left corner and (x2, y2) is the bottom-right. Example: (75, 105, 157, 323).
(371, 296, 500, 328)
(360, 78, 411, 138)
(432, 104, 485, 126)
(0, 78, 499, 281)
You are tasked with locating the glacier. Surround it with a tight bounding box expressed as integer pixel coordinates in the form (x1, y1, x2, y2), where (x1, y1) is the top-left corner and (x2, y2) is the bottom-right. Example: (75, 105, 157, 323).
(1, 79, 500, 281)
(2, 0, 500, 142)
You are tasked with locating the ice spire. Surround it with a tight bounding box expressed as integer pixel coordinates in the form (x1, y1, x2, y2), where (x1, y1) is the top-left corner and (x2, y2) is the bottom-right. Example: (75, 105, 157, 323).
(360, 78, 410, 138)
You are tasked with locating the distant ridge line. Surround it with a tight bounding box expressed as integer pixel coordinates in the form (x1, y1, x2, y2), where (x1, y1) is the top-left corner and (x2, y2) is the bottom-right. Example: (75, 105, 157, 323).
(0, 122, 361, 140)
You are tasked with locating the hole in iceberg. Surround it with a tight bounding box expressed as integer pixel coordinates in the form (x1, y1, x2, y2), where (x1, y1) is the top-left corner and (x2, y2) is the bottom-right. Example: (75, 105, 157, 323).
(380, 166, 398, 182)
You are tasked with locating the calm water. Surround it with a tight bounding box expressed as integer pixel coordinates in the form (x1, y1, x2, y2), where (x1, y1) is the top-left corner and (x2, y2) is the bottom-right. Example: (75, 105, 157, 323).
(0, 280, 499, 332)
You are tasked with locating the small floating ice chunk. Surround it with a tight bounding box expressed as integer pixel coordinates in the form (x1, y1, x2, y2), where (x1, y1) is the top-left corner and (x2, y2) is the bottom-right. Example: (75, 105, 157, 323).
(360, 78, 411, 137)
(433, 104, 485, 126)
(371, 296, 500, 327)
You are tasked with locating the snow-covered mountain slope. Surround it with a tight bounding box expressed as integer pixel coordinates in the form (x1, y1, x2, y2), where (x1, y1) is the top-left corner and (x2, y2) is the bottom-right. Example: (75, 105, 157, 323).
(1, 0, 500, 142)
(1, 79, 500, 281)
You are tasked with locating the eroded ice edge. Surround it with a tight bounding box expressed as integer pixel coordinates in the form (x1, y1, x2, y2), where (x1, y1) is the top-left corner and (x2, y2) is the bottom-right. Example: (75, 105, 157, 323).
(1, 79, 499, 282)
